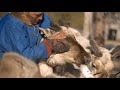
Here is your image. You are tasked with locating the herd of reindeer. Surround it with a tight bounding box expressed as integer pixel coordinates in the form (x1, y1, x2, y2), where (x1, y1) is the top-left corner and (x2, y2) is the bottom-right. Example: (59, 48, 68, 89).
(0, 22, 120, 78)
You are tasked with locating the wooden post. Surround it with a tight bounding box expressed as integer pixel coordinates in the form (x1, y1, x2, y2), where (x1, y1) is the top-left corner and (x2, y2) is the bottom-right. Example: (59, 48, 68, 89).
(94, 12, 107, 47)
(83, 12, 93, 39)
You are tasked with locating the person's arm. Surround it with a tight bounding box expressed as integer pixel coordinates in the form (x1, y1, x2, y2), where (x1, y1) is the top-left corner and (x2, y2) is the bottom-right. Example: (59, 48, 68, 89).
(6, 25, 69, 62)
(4, 24, 50, 62)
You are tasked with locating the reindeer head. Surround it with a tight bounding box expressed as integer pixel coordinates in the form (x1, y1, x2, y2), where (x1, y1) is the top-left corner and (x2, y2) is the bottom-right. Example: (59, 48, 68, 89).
(87, 40, 114, 78)
(88, 56, 108, 78)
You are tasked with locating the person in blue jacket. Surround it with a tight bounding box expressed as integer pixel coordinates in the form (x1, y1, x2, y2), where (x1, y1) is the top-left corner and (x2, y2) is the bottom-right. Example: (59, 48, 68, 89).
(0, 12, 70, 63)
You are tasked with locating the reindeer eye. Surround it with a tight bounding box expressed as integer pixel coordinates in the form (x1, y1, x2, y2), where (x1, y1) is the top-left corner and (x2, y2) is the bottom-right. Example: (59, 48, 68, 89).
(92, 63, 96, 68)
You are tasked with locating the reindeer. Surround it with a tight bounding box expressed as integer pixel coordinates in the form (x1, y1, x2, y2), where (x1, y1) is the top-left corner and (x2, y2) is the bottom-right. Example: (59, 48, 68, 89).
(0, 52, 39, 78)
(38, 61, 76, 78)
(39, 22, 115, 78)
(47, 35, 91, 67)
(0, 52, 76, 78)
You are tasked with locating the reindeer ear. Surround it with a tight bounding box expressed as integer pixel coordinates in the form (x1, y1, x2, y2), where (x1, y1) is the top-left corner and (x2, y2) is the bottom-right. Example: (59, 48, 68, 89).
(110, 45, 120, 55)
(110, 45, 120, 61)
(50, 22, 62, 32)
(84, 56, 91, 65)
(89, 39, 103, 57)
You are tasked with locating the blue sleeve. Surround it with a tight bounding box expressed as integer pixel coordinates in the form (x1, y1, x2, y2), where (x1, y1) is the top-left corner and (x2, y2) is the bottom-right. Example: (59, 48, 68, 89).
(2, 24, 49, 62)
(39, 13, 53, 29)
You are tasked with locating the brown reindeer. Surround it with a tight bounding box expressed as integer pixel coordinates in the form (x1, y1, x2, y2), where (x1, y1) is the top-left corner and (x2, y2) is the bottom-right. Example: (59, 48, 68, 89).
(47, 35, 92, 67)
